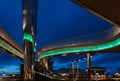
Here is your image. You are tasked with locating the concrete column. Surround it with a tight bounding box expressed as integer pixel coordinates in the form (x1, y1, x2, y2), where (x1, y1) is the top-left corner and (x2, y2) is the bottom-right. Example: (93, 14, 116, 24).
(76, 62, 79, 81)
(24, 41, 34, 81)
(72, 62, 75, 81)
(23, 0, 38, 81)
(87, 53, 91, 81)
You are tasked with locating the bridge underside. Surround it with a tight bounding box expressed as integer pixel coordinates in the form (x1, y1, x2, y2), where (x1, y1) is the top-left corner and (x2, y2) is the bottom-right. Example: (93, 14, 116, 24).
(100, 45, 120, 53)
(72, 0, 120, 26)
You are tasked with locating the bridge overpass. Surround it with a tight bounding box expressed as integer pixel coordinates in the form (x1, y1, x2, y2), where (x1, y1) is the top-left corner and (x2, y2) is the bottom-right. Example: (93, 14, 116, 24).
(38, 1, 120, 71)
(38, 26, 120, 59)
(1, 0, 120, 80)
(38, 26, 120, 72)
(0, 28, 23, 59)
(71, 0, 120, 27)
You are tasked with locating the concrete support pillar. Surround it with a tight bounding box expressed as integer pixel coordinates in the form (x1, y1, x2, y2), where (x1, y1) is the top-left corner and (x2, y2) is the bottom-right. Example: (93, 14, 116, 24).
(22, 0, 38, 81)
(72, 62, 75, 81)
(24, 41, 34, 81)
(87, 53, 92, 81)
(76, 62, 79, 81)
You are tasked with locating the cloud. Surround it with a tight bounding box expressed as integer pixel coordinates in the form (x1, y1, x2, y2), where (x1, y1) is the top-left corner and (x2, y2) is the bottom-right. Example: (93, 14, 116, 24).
(51, 54, 87, 70)
(0, 65, 20, 74)
(91, 53, 120, 66)
(0, 51, 23, 74)
(52, 60, 72, 70)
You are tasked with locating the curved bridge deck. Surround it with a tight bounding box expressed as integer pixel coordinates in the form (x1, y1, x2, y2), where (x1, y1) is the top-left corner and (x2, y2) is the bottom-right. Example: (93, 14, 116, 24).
(38, 26, 120, 59)
(0, 28, 23, 59)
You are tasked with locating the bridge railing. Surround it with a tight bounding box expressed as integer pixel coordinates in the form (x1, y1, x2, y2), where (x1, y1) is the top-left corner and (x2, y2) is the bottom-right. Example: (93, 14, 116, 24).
(41, 26, 120, 52)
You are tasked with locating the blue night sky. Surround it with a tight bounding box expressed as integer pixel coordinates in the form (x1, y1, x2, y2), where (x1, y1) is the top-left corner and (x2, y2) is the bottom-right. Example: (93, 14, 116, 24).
(0, 0, 120, 74)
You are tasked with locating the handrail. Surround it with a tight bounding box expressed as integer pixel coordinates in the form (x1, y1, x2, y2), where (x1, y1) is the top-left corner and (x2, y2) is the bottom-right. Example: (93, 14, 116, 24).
(40, 26, 120, 52)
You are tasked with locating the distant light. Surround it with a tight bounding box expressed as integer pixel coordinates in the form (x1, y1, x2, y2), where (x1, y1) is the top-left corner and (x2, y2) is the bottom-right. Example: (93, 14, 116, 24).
(61, 73, 67, 76)
(94, 71, 96, 73)
(23, 22, 26, 30)
(35, 42, 37, 46)
(62, 54, 67, 56)
(76, 52, 79, 54)
(3, 74, 6, 76)
(31, 27, 34, 35)
(90, 56, 93, 58)
(98, 75, 101, 78)
(84, 57, 86, 60)
(31, 27, 34, 31)
(115, 72, 119, 75)
(74, 61, 76, 63)
(23, 10, 27, 14)
(32, 32, 34, 35)
(23, 16, 27, 30)
(12, 75, 15, 77)
(116, 73, 119, 74)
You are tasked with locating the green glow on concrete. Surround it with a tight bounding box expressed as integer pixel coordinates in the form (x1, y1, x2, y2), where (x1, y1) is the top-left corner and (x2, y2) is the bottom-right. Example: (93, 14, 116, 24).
(23, 33, 34, 44)
(34, 48, 36, 53)
(39, 38, 120, 59)
(0, 41, 23, 59)
(23, 33, 36, 52)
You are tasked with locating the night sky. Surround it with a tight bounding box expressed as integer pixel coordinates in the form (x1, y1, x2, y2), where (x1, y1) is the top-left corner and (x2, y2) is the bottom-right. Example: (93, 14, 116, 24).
(0, 0, 120, 74)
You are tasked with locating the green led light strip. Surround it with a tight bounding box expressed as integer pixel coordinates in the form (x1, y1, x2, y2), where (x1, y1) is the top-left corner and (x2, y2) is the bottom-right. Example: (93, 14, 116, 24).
(39, 38, 120, 59)
(23, 33, 36, 52)
(23, 33, 34, 43)
(34, 48, 36, 53)
(0, 41, 23, 59)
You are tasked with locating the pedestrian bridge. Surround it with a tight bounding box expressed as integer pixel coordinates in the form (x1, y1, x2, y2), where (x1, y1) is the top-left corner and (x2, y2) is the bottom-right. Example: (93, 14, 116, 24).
(0, 28, 23, 59)
(38, 26, 120, 59)
(1, 26, 120, 62)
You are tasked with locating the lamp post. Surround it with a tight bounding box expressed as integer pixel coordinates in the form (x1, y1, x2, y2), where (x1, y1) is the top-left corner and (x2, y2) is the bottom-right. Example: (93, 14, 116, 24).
(72, 61, 79, 81)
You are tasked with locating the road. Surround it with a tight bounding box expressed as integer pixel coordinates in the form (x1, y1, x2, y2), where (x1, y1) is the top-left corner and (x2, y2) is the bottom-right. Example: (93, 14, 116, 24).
(0, 78, 22, 81)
